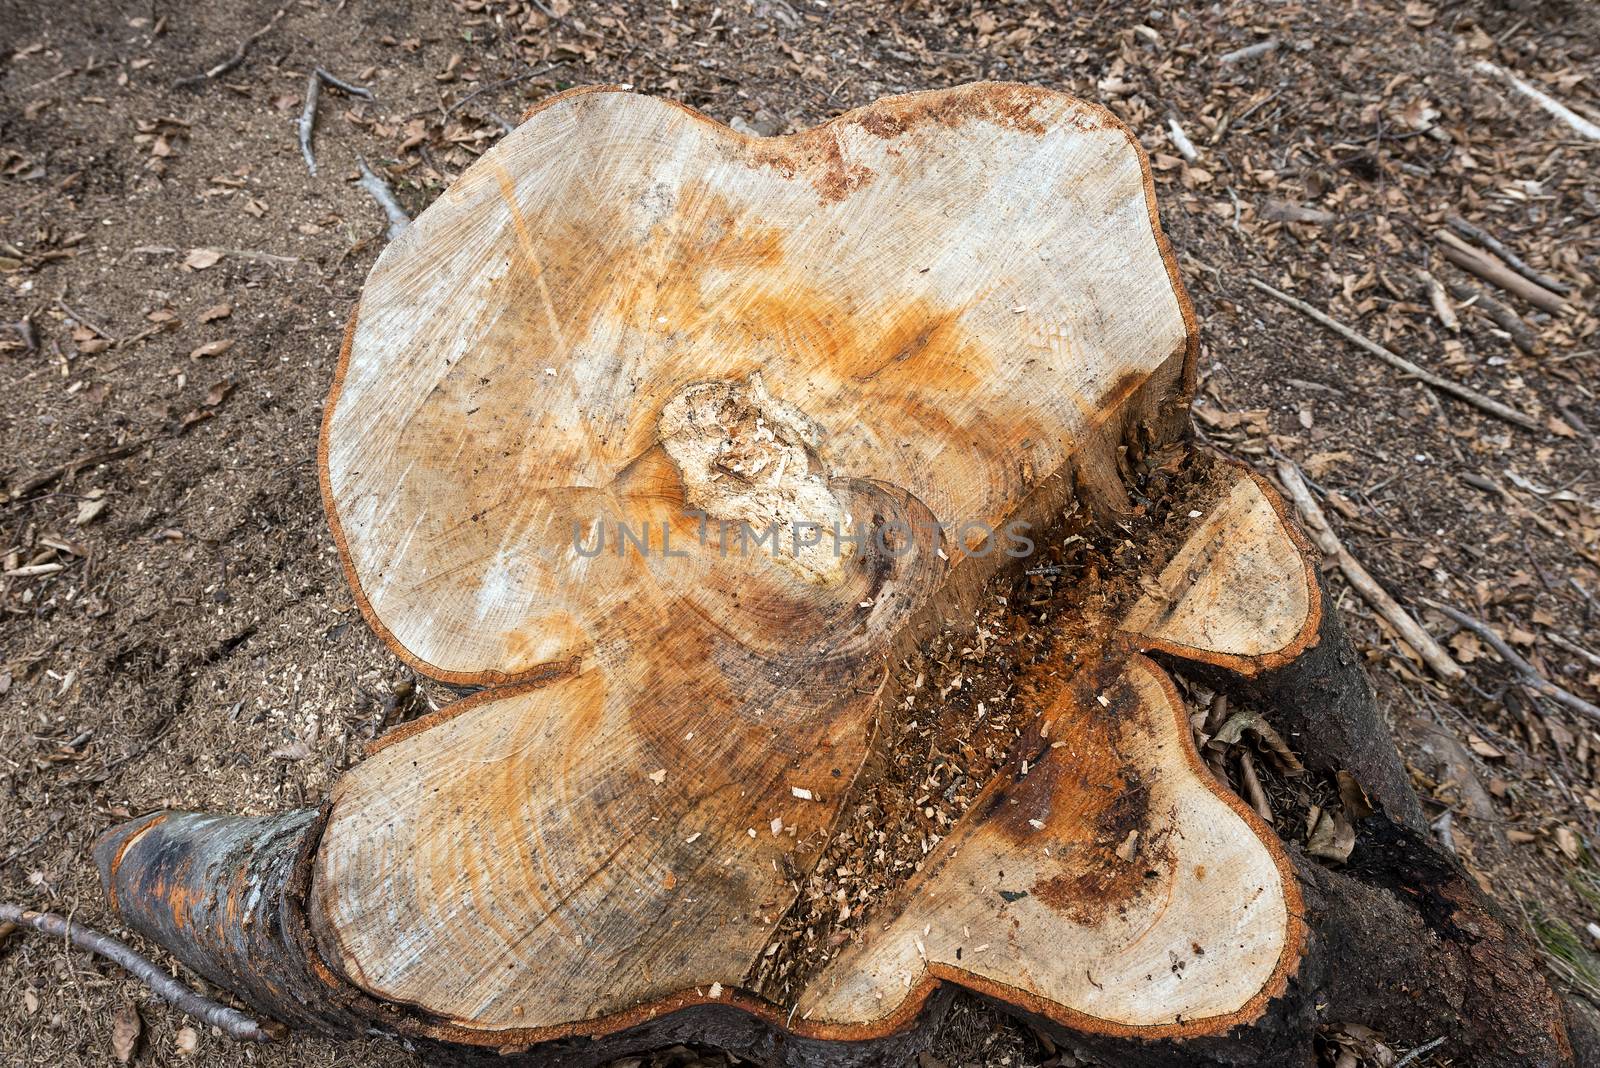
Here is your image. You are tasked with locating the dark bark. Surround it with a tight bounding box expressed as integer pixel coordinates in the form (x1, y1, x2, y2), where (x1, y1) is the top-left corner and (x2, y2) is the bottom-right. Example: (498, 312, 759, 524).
(1170, 580, 1427, 832)
(94, 808, 363, 1035)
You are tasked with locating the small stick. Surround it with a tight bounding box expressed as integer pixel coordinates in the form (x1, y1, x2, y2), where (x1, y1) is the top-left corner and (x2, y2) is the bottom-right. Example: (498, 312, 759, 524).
(298, 69, 375, 176)
(1474, 60, 1600, 142)
(1249, 278, 1542, 432)
(356, 158, 411, 241)
(1436, 231, 1568, 316)
(298, 72, 321, 175)
(1219, 39, 1278, 65)
(1394, 1037, 1447, 1068)
(444, 61, 567, 118)
(1445, 278, 1543, 355)
(172, 8, 286, 90)
(7, 438, 150, 501)
(1549, 632, 1600, 670)
(1166, 115, 1198, 162)
(1416, 269, 1458, 332)
(312, 68, 374, 100)
(1424, 599, 1600, 723)
(55, 299, 116, 343)
(1237, 749, 1273, 824)
(0, 904, 282, 1043)
(1446, 215, 1571, 296)
(1276, 461, 1465, 681)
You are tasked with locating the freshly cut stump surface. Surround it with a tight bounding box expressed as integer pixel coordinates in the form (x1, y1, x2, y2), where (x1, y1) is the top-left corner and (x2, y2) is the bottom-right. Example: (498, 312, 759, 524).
(248, 82, 1319, 1047)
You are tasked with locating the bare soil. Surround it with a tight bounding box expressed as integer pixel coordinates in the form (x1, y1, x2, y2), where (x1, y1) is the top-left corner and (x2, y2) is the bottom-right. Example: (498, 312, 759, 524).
(2, 1, 1599, 1066)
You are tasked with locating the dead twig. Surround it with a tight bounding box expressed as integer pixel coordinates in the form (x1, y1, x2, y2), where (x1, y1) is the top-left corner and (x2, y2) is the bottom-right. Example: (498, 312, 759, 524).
(1218, 39, 1278, 65)
(356, 158, 411, 241)
(1446, 215, 1572, 296)
(6, 438, 151, 502)
(0, 904, 282, 1043)
(1394, 1037, 1447, 1068)
(1474, 60, 1600, 142)
(313, 68, 374, 100)
(1417, 269, 1458, 332)
(172, 8, 286, 90)
(1445, 278, 1543, 355)
(1549, 633, 1600, 670)
(444, 61, 567, 118)
(1423, 599, 1600, 723)
(299, 69, 376, 176)
(298, 72, 321, 175)
(1276, 461, 1465, 681)
(1436, 231, 1568, 316)
(1248, 278, 1542, 432)
(55, 299, 115, 343)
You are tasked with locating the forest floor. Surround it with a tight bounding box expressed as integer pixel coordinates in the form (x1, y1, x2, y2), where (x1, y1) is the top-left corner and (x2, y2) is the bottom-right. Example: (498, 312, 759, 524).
(2, 0, 1599, 1065)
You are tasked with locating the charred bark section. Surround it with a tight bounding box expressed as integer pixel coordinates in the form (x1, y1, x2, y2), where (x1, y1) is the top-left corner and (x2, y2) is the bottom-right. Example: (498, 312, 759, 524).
(1295, 820, 1572, 1068)
(418, 991, 959, 1068)
(1169, 579, 1427, 832)
(93, 808, 362, 1036)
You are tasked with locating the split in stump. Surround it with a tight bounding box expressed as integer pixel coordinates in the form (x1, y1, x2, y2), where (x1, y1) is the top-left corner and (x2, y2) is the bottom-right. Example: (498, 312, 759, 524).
(97, 83, 1574, 1067)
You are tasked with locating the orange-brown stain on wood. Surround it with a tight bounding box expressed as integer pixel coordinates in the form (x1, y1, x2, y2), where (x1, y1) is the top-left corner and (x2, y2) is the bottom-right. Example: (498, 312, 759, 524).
(989, 657, 1177, 928)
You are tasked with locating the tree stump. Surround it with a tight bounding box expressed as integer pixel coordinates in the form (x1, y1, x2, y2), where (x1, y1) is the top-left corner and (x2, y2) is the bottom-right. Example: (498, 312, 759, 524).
(96, 83, 1576, 1067)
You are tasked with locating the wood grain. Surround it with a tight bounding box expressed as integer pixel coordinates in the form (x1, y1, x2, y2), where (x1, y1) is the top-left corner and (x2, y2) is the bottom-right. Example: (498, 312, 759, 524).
(306, 83, 1290, 1047)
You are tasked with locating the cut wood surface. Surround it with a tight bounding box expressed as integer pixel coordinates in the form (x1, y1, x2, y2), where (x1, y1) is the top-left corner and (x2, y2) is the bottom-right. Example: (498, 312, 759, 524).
(312, 81, 1246, 1038)
(1120, 467, 1318, 675)
(93, 81, 1577, 1068)
(798, 654, 1298, 1034)
(322, 82, 1191, 683)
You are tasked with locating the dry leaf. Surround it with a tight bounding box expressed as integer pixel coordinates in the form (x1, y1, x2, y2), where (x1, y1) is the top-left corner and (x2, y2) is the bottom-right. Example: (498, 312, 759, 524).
(197, 303, 232, 323)
(189, 339, 234, 359)
(175, 1026, 199, 1055)
(1307, 807, 1356, 863)
(111, 998, 142, 1063)
(183, 247, 221, 270)
(1557, 825, 1581, 861)
(270, 739, 313, 761)
(74, 497, 108, 525)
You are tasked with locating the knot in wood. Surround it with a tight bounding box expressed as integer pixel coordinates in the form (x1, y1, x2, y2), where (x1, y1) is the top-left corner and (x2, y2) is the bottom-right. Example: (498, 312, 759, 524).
(659, 373, 853, 584)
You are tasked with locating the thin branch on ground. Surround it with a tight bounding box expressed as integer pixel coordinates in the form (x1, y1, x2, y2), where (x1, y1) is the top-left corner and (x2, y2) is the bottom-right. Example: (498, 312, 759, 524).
(1474, 60, 1600, 142)
(1444, 277, 1542, 356)
(1394, 1036, 1447, 1068)
(298, 72, 322, 175)
(1446, 214, 1572, 296)
(1249, 277, 1542, 432)
(1424, 599, 1600, 723)
(0, 904, 283, 1043)
(1435, 230, 1569, 316)
(444, 61, 568, 118)
(1276, 460, 1465, 681)
(299, 68, 376, 175)
(313, 68, 374, 100)
(1549, 632, 1600, 670)
(356, 158, 411, 241)
(6, 438, 151, 502)
(172, 8, 286, 90)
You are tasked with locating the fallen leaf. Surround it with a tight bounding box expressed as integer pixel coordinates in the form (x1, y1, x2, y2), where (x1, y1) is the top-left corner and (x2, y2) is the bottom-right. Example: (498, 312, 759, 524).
(111, 998, 142, 1063)
(270, 739, 312, 761)
(1557, 825, 1582, 861)
(1468, 736, 1505, 760)
(175, 1026, 199, 1055)
(182, 248, 221, 270)
(189, 339, 234, 359)
(197, 303, 232, 323)
(1307, 807, 1356, 863)
(74, 497, 108, 525)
